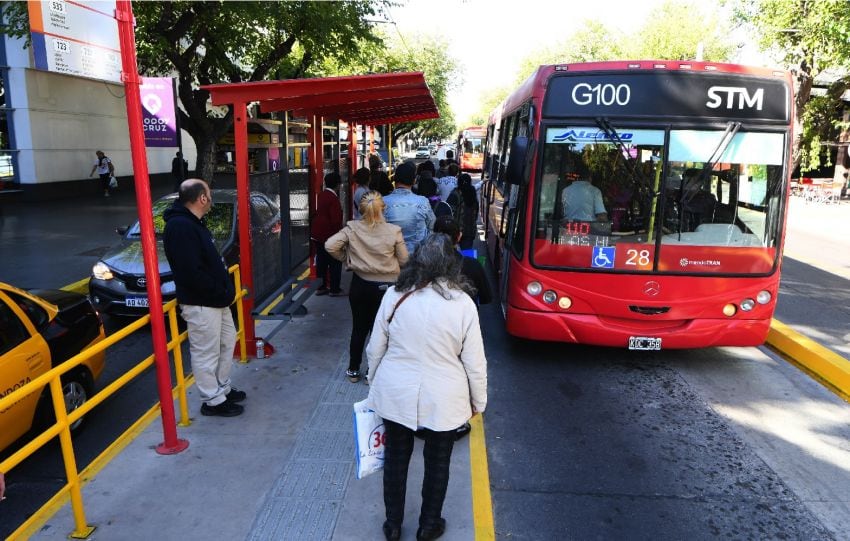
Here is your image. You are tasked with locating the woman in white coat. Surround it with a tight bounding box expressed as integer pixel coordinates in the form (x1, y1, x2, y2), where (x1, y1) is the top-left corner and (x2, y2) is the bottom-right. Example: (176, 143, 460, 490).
(366, 233, 487, 541)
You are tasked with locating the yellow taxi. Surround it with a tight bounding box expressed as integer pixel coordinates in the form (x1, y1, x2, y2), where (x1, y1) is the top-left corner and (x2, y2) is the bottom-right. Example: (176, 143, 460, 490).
(0, 282, 106, 451)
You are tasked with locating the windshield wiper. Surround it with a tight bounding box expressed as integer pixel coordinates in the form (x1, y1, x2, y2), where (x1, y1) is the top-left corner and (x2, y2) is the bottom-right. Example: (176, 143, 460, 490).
(594, 117, 653, 194)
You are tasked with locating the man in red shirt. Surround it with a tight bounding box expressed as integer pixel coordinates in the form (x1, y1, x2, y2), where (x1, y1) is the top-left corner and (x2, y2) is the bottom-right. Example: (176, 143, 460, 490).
(311, 172, 344, 296)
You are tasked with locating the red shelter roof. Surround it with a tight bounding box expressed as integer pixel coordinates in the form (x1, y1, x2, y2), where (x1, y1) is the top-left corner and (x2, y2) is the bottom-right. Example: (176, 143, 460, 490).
(202, 72, 439, 124)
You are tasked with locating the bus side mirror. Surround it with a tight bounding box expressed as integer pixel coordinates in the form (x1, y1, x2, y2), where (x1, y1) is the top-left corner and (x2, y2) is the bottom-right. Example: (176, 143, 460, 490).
(507, 136, 529, 185)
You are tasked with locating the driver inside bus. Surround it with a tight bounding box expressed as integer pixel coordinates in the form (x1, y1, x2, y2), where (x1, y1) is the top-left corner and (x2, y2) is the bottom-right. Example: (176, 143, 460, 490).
(560, 161, 609, 223)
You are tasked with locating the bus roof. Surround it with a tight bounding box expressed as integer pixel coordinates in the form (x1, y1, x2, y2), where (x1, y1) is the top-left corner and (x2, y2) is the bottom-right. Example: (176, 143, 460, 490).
(491, 60, 792, 122)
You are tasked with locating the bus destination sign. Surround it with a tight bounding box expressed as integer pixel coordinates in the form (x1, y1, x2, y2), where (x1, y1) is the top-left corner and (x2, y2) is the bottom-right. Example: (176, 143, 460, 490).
(544, 73, 790, 123)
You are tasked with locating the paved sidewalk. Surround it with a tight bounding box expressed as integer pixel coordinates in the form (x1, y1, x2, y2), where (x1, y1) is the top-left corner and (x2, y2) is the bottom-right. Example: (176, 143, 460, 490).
(29, 277, 477, 540)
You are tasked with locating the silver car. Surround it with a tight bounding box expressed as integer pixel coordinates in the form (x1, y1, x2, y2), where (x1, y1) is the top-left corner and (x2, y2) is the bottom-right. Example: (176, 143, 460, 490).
(89, 190, 280, 316)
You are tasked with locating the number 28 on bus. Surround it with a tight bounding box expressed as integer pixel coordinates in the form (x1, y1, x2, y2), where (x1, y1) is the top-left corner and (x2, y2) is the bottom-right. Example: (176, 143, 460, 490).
(479, 61, 793, 350)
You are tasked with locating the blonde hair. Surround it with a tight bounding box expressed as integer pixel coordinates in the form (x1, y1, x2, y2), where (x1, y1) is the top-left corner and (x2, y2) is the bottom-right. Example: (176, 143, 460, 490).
(359, 190, 386, 227)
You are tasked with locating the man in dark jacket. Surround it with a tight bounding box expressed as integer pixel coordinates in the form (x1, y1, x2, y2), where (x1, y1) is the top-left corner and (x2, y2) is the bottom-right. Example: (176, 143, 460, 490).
(311, 172, 344, 296)
(163, 179, 245, 417)
(171, 152, 189, 193)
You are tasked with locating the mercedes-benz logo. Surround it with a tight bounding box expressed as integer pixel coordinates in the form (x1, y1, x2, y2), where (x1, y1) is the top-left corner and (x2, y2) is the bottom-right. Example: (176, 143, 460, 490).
(643, 281, 660, 296)
(137, 277, 146, 287)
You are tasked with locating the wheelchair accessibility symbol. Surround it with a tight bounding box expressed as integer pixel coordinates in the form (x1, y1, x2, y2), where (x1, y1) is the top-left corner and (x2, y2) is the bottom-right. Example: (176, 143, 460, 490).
(592, 246, 616, 268)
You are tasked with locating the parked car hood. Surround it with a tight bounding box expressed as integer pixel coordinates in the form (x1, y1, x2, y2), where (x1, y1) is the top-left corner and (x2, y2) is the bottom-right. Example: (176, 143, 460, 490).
(99, 239, 174, 276)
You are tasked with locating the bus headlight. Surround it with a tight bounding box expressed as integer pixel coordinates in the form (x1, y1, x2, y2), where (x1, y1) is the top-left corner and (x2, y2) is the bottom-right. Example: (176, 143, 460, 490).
(722, 304, 737, 317)
(92, 261, 114, 280)
(542, 290, 557, 304)
(740, 298, 755, 311)
(558, 296, 572, 310)
(756, 290, 772, 304)
(526, 281, 542, 296)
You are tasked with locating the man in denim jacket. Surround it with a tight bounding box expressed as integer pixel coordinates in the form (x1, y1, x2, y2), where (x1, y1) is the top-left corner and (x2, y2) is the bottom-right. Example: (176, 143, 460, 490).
(384, 160, 436, 255)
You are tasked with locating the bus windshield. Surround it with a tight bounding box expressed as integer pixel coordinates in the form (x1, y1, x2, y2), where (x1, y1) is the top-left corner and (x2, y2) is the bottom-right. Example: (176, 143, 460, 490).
(532, 126, 786, 274)
(463, 137, 483, 155)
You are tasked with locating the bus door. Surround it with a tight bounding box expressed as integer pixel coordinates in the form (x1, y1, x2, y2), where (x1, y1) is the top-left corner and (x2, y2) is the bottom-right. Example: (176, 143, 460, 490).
(499, 136, 532, 313)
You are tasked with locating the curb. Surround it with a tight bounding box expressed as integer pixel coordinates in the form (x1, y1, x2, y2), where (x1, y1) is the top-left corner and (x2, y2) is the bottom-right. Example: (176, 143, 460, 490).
(766, 318, 850, 402)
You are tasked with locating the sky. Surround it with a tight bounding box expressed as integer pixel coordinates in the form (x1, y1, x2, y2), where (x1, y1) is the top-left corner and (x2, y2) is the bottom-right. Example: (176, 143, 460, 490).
(385, 0, 667, 123)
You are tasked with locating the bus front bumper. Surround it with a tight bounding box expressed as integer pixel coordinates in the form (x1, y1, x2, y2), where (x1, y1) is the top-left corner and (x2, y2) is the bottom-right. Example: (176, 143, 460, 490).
(504, 304, 771, 349)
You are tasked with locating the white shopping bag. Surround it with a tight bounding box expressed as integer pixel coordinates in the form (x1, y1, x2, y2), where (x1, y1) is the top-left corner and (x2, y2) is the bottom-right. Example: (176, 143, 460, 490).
(353, 399, 385, 479)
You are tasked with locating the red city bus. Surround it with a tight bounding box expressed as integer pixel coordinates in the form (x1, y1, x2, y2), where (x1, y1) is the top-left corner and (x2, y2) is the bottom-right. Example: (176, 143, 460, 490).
(480, 61, 794, 349)
(457, 126, 486, 171)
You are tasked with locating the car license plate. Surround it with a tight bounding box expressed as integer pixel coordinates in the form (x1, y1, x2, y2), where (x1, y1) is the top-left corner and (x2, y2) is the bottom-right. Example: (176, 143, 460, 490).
(628, 336, 662, 351)
(126, 296, 149, 308)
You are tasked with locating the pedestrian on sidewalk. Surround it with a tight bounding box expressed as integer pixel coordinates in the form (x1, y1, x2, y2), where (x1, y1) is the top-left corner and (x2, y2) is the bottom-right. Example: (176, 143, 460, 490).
(384, 160, 435, 255)
(435, 163, 458, 202)
(365, 233, 487, 541)
(456, 173, 479, 250)
(163, 179, 245, 417)
(325, 191, 408, 383)
(89, 150, 114, 197)
(311, 172, 345, 296)
(352, 167, 371, 220)
(171, 151, 189, 193)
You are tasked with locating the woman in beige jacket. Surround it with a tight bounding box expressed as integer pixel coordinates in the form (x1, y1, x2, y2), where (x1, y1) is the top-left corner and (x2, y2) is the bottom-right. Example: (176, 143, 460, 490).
(325, 191, 408, 382)
(365, 233, 487, 541)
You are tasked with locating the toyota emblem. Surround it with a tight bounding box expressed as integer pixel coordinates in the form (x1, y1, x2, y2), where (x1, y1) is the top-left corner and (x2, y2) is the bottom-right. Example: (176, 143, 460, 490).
(643, 281, 660, 296)
(137, 277, 146, 287)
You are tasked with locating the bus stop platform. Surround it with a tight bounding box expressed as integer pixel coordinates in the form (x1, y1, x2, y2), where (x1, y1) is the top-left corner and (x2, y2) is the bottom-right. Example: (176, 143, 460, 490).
(28, 277, 480, 541)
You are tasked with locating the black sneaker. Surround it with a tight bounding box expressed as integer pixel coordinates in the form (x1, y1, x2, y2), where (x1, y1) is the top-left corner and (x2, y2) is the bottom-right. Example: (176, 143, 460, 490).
(382, 521, 401, 541)
(416, 518, 446, 541)
(315, 287, 330, 296)
(345, 369, 361, 383)
(226, 388, 247, 403)
(201, 401, 244, 417)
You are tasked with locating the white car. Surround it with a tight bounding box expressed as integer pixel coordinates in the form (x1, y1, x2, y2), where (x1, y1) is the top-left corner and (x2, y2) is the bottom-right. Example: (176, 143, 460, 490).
(415, 146, 431, 159)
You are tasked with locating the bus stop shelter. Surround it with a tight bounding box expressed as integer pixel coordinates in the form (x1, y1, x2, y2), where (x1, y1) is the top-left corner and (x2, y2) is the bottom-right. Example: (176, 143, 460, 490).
(202, 73, 439, 347)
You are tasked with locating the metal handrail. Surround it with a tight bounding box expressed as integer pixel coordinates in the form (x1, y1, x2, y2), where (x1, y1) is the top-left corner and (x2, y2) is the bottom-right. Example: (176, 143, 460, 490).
(0, 266, 247, 539)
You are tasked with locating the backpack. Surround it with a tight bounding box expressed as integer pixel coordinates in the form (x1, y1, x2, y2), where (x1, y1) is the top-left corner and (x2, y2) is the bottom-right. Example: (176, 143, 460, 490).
(431, 199, 453, 219)
(446, 188, 464, 226)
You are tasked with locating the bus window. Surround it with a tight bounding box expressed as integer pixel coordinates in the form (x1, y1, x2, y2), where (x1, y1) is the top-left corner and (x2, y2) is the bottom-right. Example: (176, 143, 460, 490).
(661, 130, 786, 253)
(532, 127, 664, 270)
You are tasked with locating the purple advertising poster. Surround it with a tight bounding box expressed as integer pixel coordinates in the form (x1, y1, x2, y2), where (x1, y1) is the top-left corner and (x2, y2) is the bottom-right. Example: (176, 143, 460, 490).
(141, 77, 178, 147)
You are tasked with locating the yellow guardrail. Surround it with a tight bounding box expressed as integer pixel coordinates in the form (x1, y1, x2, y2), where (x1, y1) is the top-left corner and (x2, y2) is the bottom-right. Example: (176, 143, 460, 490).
(0, 265, 247, 540)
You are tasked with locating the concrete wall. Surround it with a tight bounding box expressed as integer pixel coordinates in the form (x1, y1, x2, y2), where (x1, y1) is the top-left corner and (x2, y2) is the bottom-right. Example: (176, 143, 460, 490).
(2, 34, 196, 200)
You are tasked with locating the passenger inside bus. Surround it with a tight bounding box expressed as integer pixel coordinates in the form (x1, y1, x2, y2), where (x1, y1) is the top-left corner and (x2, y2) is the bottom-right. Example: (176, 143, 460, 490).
(560, 161, 609, 223)
(680, 168, 718, 231)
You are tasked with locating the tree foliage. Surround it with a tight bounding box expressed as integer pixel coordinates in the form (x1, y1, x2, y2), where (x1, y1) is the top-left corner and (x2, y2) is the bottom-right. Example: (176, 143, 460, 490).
(131, 1, 386, 180)
(314, 30, 460, 143)
(466, 2, 735, 126)
(1, 1, 389, 179)
(735, 0, 850, 171)
(627, 2, 735, 61)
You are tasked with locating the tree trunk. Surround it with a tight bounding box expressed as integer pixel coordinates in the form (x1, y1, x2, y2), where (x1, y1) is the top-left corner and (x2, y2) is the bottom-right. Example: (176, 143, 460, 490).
(791, 67, 814, 174)
(193, 134, 219, 185)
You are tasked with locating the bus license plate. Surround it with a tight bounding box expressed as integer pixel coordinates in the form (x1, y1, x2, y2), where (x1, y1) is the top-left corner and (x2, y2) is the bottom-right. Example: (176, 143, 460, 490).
(126, 296, 149, 308)
(629, 337, 662, 351)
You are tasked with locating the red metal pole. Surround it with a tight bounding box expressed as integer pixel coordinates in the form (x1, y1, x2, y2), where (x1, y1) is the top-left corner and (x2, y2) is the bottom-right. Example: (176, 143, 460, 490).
(115, 0, 188, 454)
(233, 102, 257, 347)
(348, 121, 356, 216)
(307, 114, 319, 281)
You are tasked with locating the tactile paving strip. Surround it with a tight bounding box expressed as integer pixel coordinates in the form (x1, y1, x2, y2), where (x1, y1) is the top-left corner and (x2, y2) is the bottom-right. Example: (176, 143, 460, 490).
(247, 352, 368, 540)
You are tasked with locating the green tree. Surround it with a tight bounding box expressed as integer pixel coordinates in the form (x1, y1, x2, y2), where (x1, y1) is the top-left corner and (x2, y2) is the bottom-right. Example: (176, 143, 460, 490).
(735, 0, 850, 171)
(132, 1, 386, 180)
(466, 2, 735, 126)
(315, 30, 460, 144)
(628, 2, 734, 61)
(0, 1, 387, 180)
